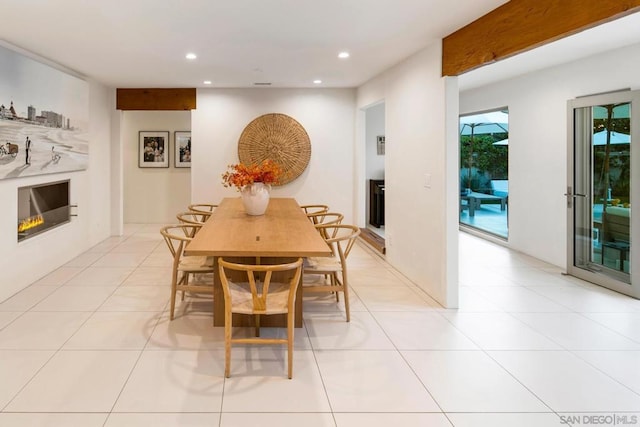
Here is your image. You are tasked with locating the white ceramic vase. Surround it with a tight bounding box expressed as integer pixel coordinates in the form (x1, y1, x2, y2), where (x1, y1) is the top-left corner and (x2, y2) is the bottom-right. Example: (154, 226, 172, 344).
(240, 182, 271, 215)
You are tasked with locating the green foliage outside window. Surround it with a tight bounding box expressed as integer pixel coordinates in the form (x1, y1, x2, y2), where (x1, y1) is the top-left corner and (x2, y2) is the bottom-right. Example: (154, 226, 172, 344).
(460, 133, 508, 192)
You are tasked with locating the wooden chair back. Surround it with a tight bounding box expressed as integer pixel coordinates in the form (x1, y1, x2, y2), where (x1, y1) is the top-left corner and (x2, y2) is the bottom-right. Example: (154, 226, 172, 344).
(308, 212, 344, 238)
(176, 212, 207, 236)
(301, 204, 329, 223)
(188, 203, 218, 222)
(308, 212, 344, 227)
(218, 258, 303, 315)
(315, 224, 361, 262)
(160, 224, 201, 262)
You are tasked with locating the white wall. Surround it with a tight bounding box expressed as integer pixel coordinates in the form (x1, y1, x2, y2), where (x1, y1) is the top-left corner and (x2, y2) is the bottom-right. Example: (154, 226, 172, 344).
(122, 111, 191, 224)
(0, 80, 114, 302)
(365, 102, 385, 180)
(191, 88, 356, 222)
(460, 42, 640, 267)
(110, 110, 123, 235)
(357, 42, 458, 307)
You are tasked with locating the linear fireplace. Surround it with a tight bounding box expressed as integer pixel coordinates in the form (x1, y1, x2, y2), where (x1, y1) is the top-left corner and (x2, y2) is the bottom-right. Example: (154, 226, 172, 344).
(17, 180, 71, 242)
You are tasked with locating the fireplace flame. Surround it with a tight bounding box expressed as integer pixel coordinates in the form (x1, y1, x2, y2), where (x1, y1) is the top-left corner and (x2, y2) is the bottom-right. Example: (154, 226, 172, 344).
(18, 215, 44, 233)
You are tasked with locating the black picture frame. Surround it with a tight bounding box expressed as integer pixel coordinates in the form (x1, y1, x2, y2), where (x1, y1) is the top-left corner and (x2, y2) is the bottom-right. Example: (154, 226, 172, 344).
(139, 131, 169, 168)
(174, 131, 191, 168)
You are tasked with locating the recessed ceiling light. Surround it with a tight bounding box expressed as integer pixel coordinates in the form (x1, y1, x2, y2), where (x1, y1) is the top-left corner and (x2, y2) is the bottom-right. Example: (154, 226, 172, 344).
(185, 52, 197, 60)
(313, 79, 322, 84)
(338, 51, 350, 59)
(203, 80, 212, 85)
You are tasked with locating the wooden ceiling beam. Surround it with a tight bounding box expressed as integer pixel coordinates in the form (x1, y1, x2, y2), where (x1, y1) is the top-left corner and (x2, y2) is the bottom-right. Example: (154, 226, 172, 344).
(442, 0, 640, 77)
(116, 88, 196, 110)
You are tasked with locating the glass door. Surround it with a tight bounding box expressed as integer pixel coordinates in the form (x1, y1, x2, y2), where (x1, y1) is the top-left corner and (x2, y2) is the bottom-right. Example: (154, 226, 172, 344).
(567, 90, 639, 298)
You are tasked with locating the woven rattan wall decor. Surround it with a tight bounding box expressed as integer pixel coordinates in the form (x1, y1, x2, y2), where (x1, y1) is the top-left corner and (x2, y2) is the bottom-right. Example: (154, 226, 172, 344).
(238, 113, 311, 186)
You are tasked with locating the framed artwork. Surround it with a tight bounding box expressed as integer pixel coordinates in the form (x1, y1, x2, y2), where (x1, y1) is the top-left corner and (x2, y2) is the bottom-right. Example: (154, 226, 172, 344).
(0, 44, 89, 180)
(174, 131, 191, 168)
(377, 135, 385, 155)
(139, 131, 169, 168)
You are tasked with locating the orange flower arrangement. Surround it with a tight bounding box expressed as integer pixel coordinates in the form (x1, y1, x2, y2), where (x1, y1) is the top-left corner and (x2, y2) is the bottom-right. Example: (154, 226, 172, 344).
(221, 159, 283, 190)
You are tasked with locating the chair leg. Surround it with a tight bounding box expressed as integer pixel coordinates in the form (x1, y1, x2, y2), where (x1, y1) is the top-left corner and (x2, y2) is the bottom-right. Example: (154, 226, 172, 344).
(255, 314, 261, 337)
(225, 310, 232, 378)
(169, 271, 178, 320)
(287, 310, 294, 379)
(342, 274, 351, 323)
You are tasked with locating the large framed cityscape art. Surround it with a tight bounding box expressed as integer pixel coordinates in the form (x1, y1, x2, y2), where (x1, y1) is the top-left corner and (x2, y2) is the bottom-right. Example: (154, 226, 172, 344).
(0, 43, 89, 180)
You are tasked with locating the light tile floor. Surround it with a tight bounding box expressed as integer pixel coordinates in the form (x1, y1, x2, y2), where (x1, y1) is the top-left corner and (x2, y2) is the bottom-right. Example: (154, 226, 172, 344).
(1, 225, 639, 426)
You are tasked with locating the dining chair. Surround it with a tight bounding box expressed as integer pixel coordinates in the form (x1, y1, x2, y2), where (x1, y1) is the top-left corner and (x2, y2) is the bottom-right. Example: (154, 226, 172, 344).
(160, 224, 215, 320)
(176, 211, 207, 236)
(306, 212, 344, 231)
(303, 224, 360, 322)
(188, 203, 218, 222)
(300, 204, 329, 223)
(218, 257, 303, 379)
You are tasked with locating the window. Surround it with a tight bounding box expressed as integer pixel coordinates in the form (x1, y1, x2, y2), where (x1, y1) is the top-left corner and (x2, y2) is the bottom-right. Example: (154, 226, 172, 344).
(459, 109, 509, 238)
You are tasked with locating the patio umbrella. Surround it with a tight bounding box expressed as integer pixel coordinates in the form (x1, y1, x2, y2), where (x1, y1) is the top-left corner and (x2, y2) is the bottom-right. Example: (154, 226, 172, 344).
(459, 111, 509, 135)
(492, 132, 629, 146)
(593, 103, 629, 120)
(592, 130, 629, 145)
(459, 111, 509, 188)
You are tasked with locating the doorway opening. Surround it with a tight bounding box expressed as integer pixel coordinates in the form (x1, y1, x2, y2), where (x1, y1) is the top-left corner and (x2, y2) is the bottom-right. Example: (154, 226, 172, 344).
(459, 108, 509, 239)
(362, 102, 386, 254)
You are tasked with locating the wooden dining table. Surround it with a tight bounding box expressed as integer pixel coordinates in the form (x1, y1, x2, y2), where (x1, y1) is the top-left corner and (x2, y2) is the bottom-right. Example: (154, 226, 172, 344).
(184, 197, 331, 327)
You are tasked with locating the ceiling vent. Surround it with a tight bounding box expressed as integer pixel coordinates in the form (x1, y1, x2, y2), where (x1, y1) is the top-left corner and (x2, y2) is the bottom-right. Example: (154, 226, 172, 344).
(253, 82, 272, 86)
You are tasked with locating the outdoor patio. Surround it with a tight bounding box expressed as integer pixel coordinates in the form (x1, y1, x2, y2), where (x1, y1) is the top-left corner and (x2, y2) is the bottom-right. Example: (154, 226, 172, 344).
(460, 203, 508, 239)
(459, 109, 509, 240)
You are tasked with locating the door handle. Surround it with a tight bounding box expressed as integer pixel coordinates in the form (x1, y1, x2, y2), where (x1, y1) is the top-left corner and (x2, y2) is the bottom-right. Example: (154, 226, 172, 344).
(564, 186, 588, 208)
